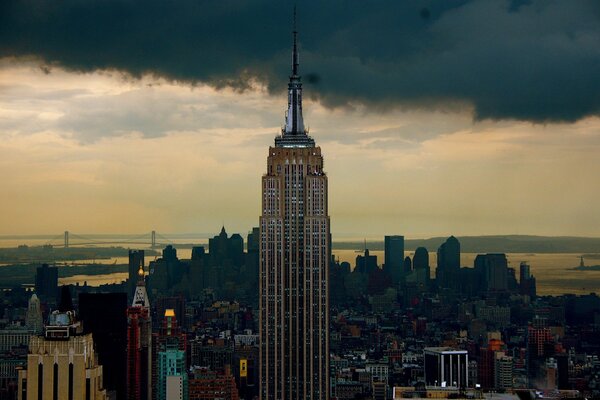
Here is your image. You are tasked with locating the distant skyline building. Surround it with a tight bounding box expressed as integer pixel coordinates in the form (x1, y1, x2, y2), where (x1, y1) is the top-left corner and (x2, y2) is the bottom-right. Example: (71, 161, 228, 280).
(25, 293, 43, 334)
(519, 262, 537, 298)
(474, 253, 509, 292)
(35, 263, 58, 302)
(436, 236, 460, 290)
(259, 22, 330, 400)
(384, 235, 404, 284)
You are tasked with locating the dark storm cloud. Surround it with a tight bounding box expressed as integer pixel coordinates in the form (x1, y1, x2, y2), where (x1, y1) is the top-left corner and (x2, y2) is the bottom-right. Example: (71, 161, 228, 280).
(1, 0, 599, 122)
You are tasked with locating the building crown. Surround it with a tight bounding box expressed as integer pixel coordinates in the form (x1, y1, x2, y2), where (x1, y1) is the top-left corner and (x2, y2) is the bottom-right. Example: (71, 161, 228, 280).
(276, 8, 315, 148)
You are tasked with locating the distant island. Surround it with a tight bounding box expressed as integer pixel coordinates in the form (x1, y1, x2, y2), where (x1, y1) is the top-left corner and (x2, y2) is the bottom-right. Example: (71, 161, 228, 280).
(572, 256, 600, 271)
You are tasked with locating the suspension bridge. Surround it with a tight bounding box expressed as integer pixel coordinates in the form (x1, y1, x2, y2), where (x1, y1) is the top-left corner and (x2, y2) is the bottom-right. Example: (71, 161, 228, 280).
(45, 231, 175, 249)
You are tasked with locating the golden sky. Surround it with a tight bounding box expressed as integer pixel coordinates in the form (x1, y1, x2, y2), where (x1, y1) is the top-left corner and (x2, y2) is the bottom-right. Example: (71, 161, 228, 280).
(1, 60, 599, 238)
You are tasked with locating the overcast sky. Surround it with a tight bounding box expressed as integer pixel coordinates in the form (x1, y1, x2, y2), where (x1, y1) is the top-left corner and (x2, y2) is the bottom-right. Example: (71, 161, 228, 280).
(1, 0, 599, 238)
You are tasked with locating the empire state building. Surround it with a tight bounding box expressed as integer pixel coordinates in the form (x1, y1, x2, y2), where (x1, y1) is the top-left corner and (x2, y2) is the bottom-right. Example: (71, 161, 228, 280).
(259, 27, 330, 400)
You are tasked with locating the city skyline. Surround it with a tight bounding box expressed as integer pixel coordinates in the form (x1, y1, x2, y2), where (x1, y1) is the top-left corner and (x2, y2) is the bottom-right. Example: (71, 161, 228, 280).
(1, 1, 600, 237)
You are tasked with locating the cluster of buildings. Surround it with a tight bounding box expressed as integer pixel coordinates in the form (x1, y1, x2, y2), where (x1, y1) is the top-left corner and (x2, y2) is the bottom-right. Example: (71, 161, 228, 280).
(326, 235, 600, 399)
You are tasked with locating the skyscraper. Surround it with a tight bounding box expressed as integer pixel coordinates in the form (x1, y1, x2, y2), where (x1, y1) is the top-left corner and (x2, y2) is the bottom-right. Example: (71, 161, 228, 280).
(18, 303, 107, 400)
(259, 21, 330, 400)
(79, 292, 128, 400)
(436, 236, 460, 290)
(127, 266, 152, 400)
(384, 235, 404, 285)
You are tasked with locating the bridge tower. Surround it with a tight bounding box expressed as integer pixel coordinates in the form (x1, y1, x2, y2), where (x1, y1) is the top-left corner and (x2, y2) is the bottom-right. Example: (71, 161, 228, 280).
(151, 230, 156, 248)
(64, 231, 69, 248)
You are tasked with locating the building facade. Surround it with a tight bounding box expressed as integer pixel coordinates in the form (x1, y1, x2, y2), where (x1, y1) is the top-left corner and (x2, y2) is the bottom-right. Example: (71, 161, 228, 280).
(17, 310, 106, 400)
(259, 26, 330, 400)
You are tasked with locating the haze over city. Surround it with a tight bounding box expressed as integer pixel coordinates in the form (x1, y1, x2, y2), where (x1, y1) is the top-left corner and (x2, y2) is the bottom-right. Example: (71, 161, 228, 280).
(1, 1, 599, 238)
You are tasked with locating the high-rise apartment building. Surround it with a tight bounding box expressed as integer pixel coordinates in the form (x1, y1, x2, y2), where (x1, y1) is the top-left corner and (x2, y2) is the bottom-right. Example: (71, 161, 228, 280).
(259, 24, 330, 400)
(127, 267, 152, 400)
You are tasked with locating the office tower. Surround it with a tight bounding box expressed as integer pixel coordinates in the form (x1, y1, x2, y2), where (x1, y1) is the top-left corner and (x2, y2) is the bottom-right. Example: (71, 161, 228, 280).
(129, 250, 145, 299)
(17, 307, 106, 400)
(424, 347, 469, 388)
(25, 293, 43, 334)
(127, 267, 152, 400)
(474, 253, 509, 292)
(209, 227, 245, 268)
(79, 292, 128, 400)
(519, 262, 537, 298)
(259, 23, 330, 400)
(412, 246, 431, 285)
(403, 256, 412, 273)
(436, 236, 460, 289)
(355, 249, 378, 275)
(34, 263, 58, 302)
(190, 246, 208, 294)
(384, 235, 404, 284)
(154, 310, 187, 400)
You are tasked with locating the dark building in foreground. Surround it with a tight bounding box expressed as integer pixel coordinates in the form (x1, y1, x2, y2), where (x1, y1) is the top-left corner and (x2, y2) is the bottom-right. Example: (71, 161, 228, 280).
(259, 25, 330, 399)
(79, 292, 128, 400)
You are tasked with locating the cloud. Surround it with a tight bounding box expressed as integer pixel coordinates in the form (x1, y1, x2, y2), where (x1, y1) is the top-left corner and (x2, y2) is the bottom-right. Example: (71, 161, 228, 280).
(1, 0, 599, 123)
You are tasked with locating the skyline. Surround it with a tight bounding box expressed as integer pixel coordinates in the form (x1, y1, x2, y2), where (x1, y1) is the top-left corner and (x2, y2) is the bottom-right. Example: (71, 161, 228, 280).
(1, 1, 600, 237)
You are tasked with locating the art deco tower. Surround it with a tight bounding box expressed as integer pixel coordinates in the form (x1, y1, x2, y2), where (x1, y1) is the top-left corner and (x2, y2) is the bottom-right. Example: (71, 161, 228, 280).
(259, 23, 330, 400)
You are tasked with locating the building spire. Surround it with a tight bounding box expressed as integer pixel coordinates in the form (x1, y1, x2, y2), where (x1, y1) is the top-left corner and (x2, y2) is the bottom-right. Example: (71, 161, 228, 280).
(283, 6, 305, 136)
(292, 6, 299, 77)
